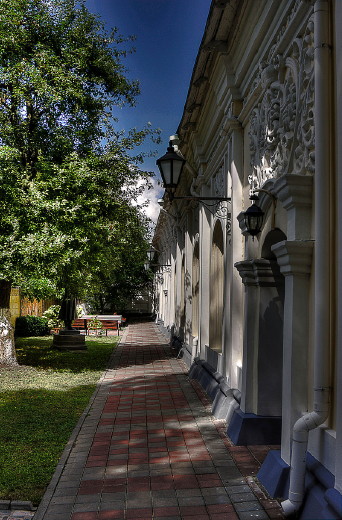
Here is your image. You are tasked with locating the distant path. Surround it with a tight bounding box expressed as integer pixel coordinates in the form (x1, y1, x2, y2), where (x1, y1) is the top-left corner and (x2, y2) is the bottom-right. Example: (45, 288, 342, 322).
(33, 321, 284, 520)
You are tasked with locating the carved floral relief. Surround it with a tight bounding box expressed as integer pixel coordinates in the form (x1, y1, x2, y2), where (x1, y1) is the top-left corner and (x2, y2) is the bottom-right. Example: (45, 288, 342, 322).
(248, 18, 315, 191)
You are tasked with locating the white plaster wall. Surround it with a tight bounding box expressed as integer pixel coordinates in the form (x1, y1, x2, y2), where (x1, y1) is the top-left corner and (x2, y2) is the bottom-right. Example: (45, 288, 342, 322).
(333, 0, 342, 493)
(229, 130, 244, 389)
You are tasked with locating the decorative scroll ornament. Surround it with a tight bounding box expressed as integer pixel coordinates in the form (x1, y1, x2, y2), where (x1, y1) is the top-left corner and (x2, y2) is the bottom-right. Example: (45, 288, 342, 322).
(248, 19, 315, 191)
(156, 273, 164, 285)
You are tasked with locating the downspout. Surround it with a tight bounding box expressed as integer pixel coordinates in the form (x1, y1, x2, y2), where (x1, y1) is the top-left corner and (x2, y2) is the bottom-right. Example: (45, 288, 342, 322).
(282, 0, 332, 516)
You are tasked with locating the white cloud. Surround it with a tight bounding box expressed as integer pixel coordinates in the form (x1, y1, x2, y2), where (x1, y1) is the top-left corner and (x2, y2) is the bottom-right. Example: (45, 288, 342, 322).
(132, 176, 164, 224)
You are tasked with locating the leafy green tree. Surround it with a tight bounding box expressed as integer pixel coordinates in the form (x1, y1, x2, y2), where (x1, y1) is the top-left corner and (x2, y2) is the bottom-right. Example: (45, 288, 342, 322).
(0, 0, 157, 363)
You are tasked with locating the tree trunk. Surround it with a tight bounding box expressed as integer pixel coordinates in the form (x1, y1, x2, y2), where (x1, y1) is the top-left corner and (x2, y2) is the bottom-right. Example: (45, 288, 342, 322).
(0, 280, 17, 366)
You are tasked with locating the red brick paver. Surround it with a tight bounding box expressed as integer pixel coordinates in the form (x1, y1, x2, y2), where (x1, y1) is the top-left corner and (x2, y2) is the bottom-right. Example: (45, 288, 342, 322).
(33, 322, 284, 520)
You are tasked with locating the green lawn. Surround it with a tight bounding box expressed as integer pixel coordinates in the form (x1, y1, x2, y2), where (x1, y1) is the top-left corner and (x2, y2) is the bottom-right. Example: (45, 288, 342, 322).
(0, 335, 118, 505)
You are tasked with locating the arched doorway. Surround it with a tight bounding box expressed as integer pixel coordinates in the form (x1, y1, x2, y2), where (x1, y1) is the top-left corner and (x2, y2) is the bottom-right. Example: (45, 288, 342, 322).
(209, 221, 224, 352)
(257, 228, 286, 416)
(232, 227, 287, 444)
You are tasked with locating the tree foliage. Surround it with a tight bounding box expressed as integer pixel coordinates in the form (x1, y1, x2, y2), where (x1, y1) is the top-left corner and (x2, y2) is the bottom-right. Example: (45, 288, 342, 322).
(0, 0, 157, 309)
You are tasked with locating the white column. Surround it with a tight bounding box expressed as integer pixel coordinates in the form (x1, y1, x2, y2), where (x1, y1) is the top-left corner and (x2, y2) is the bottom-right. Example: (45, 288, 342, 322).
(235, 260, 259, 412)
(184, 216, 193, 346)
(199, 195, 211, 358)
(334, 0, 342, 493)
(271, 240, 313, 464)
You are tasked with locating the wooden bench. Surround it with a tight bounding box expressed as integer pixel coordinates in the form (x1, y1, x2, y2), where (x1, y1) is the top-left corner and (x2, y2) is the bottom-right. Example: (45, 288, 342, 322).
(71, 319, 88, 334)
(71, 316, 123, 336)
(98, 320, 120, 336)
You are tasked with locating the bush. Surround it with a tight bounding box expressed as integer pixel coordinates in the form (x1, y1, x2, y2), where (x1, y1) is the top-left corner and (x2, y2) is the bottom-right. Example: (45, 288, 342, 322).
(42, 304, 63, 329)
(15, 315, 50, 337)
(42, 304, 85, 329)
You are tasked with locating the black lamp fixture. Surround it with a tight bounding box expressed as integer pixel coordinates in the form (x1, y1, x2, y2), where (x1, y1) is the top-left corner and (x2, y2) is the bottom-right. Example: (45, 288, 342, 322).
(156, 143, 186, 193)
(145, 245, 171, 271)
(147, 246, 157, 263)
(156, 142, 230, 205)
(243, 193, 265, 237)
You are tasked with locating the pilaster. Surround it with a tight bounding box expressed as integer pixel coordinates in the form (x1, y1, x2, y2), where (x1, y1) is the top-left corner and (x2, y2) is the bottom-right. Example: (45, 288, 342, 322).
(271, 239, 314, 464)
(199, 188, 211, 357)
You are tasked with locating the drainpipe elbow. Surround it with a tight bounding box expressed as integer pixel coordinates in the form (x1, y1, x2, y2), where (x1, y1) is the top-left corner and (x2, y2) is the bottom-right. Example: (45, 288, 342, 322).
(282, 498, 301, 516)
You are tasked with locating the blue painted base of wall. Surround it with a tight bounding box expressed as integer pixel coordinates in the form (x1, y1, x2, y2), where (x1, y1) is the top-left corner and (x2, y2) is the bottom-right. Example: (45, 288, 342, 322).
(257, 450, 289, 498)
(227, 408, 282, 445)
(257, 451, 342, 519)
(181, 343, 192, 368)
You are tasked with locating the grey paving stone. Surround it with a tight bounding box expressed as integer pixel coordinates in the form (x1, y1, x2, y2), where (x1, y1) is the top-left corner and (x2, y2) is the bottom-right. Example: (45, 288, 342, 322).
(127, 498, 152, 508)
(152, 490, 177, 498)
(178, 496, 205, 506)
(201, 486, 229, 496)
(101, 493, 125, 503)
(229, 492, 257, 503)
(234, 501, 264, 512)
(202, 494, 232, 505)
(53, 486, 80, 497)
(226, 484, 254, 494)
(237, 511, 270, 520)
(73, 503, 99, 513)
(175, 488, 203, 498)
(153, 497, 179, 507)
(75, 494, 102, 504)
(50, 496, 74, 505)
(154, 516, 181, 520)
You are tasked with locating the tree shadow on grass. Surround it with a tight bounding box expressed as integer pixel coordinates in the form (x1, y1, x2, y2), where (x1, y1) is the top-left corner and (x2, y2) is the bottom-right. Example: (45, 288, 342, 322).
(14, 335, 117, 373)
(0, 384, 96, 504)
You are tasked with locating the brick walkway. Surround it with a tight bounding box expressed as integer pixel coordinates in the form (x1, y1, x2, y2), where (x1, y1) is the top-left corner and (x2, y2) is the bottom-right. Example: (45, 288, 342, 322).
(33, 322, 284, 520)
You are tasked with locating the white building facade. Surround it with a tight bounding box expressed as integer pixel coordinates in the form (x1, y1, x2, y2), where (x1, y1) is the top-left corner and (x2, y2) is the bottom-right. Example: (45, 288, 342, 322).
(152, 1, 342, 518)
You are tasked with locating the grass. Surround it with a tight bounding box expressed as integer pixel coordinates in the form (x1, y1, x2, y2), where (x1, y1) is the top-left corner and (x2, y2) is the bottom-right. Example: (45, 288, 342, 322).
(0, 335, 118, 505)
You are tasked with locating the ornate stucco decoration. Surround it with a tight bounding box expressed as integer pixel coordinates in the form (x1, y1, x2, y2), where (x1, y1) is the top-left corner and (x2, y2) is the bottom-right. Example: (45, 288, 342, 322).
(248, 18, 314, 191)
(211, 167, 231, 231)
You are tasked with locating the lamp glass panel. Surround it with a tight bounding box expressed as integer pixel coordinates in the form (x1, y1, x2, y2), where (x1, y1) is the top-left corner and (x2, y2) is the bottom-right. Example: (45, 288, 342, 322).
(245, 214, 263, 235)
(172, 158, 184, 186)
(158, 160, 172, 186)
(147, 248, 155, 262)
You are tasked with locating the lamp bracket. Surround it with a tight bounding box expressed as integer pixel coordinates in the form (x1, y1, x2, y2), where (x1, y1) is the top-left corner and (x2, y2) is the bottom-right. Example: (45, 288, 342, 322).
(172, 196, 231, 219)
(172, 196, 231, 202)
(150, 264, 171, 273)
(253, 188, 276, 200)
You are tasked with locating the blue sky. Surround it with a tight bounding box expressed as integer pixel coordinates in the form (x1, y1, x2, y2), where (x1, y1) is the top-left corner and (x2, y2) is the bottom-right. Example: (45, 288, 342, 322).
(84, 0, 210, 189)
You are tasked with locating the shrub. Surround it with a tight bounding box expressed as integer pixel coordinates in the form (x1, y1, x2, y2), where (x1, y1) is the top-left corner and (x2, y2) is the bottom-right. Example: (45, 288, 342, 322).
(42, 304, 85, 329)
(42, 304, 63, 329)
(15, 315, 50, 337)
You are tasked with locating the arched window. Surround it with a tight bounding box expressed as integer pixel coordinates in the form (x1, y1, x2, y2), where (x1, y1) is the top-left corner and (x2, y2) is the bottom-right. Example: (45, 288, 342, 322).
(209, 221, 224, 352)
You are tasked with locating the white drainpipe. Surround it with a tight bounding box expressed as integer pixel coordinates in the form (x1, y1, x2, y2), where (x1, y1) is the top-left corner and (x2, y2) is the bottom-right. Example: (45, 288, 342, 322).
(282, 0, 331, 515)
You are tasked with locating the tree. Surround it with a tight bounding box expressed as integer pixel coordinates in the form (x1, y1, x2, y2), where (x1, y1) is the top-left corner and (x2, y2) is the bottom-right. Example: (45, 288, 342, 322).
(0, 0, 158, 363)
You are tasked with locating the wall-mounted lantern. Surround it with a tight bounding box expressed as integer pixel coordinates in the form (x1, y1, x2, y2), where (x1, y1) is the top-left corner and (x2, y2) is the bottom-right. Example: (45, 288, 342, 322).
(147, 246, 157, 263)
(156, 144, 186, 192)
(156, 142, 230, 205)
(243, 194, 265, 237)
(145, 245, 171, 271)
(242, 189, 277, 238)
